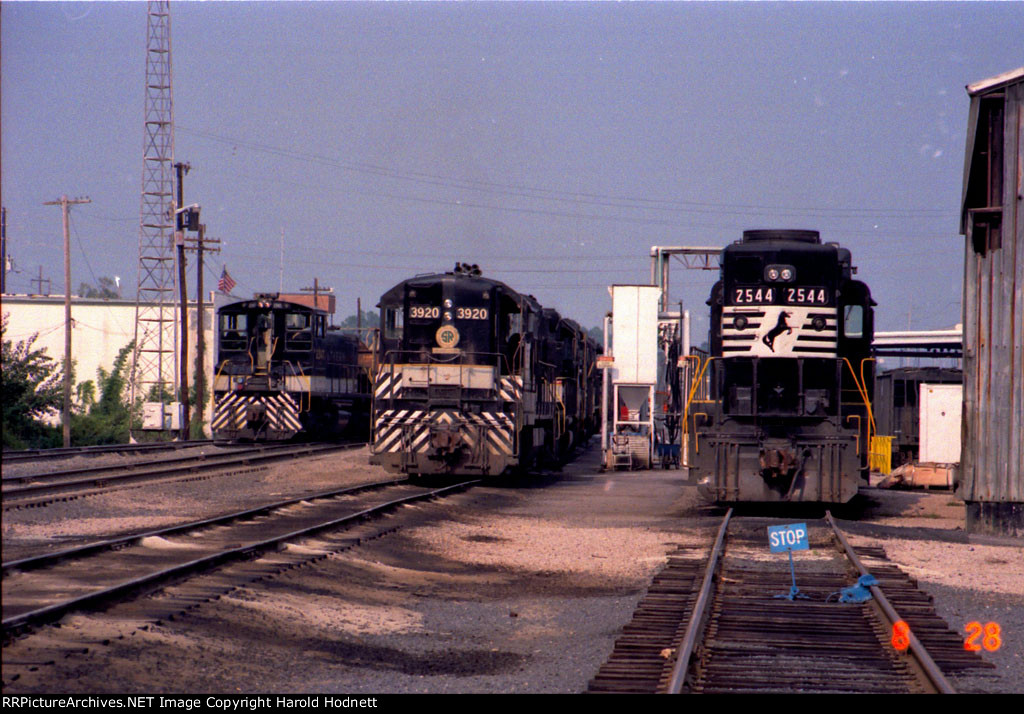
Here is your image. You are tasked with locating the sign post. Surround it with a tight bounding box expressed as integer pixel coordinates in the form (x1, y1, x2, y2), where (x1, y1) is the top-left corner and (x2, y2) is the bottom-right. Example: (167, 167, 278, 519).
(767, 522, 810, 601)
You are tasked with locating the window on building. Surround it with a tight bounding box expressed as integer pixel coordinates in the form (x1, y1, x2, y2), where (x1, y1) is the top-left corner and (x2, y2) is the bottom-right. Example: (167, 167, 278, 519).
(966, 95, 1004, 254)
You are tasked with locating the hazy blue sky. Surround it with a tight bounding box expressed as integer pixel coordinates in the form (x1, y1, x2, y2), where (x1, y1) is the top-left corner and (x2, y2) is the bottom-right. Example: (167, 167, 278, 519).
(2, 1, 1022, 338)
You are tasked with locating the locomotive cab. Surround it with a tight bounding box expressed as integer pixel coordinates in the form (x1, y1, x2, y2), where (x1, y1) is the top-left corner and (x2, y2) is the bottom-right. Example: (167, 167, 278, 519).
(212, 296, 369, 441)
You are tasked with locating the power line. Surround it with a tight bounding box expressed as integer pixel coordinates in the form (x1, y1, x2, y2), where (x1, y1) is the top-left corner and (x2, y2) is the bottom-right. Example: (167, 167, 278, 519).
(69, 211, 100, 290)
(178, 124, 952, 218)
(214, 163, 957, 239)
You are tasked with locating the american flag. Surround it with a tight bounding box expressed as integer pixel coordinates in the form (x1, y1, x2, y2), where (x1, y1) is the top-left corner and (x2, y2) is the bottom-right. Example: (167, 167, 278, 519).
(218, 267, 237, 295)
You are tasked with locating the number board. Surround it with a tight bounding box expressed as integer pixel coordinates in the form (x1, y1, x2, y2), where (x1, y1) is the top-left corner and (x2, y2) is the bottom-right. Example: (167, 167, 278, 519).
(731, 286, 829, 306)
(767, 523, 809, 553)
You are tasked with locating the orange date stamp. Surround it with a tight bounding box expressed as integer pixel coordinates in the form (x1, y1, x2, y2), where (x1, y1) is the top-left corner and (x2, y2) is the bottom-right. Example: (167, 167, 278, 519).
(891, 620, 911, 651)
(964, 621, 1001, 652)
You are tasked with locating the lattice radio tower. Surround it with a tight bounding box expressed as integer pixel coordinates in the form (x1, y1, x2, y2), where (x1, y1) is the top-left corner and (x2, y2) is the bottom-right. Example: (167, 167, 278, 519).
(131, 1, 178, 431)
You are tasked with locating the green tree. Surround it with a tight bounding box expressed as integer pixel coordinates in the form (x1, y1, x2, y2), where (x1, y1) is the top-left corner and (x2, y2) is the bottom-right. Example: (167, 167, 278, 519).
(71, 341, 136, 445)
(338, 309, 380, 330)
(78, 277, 120, 299)
(1, 314, 64, 449)
(189, 380, 208, 440)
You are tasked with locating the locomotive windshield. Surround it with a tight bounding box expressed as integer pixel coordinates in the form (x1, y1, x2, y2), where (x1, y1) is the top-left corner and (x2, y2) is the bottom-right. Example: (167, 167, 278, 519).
(219, 312, 248, 352)
(285, 311, 312, 351)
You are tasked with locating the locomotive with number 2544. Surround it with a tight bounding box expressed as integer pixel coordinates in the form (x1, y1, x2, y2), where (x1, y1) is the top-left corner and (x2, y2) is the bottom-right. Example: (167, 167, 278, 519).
(687, 230, 876, 503)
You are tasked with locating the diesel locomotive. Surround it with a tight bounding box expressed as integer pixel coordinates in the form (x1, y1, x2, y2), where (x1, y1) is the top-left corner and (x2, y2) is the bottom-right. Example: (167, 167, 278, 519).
(212, 295, 372, 441)
(370, 263, 600, 476)
(687, 230, 875, 503)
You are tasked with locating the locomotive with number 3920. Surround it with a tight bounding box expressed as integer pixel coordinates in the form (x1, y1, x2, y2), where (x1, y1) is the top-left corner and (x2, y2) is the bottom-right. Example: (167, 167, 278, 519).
(370, 263, 601, 476)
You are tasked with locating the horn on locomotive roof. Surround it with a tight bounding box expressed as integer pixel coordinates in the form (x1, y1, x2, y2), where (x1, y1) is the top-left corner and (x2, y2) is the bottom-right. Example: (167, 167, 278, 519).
(742, 229, 821, 244)
(453, 262, 483, 276)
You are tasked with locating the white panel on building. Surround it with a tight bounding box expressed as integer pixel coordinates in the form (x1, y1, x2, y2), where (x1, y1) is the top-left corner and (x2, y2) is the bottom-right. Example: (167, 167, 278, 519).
(611, 285, 660, 385)
(919, 383, 962, 464)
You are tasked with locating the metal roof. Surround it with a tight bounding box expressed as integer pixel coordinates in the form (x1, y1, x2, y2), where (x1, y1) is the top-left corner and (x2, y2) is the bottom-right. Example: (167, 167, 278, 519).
(872, 327, 962, 358)
(966, 66, 1024, 96)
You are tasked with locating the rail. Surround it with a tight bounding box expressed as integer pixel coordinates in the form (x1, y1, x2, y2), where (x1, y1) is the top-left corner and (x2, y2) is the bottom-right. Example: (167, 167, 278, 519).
(3, 476, 480, 634)
(2, 443, 359, 509)
(654, 512, 959, 694)
(2, 440, 215, 464)
(825, 511, 956, 694)
(664, 507, 733, 693)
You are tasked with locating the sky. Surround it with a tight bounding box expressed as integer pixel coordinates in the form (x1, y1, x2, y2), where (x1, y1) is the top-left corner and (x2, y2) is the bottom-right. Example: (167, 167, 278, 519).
(2, 1, 1022, 340)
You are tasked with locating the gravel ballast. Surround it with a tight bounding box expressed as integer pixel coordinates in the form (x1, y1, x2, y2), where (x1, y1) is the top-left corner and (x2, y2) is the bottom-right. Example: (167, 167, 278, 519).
(2, 445, 1021, 693)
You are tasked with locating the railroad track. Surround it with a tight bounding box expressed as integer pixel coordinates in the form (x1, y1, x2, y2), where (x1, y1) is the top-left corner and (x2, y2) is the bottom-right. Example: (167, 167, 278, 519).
(1, 442, 361, 509)
(2, 440, 216, 464)
(588, 511, 993, 694)
(2, 476, 479, 638)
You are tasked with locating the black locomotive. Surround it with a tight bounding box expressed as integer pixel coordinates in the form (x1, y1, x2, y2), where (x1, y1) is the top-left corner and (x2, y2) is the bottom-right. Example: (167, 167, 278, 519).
(212, 295, 372, 441)
(370, 263, 601, 476)
(688, 230, 875, 502)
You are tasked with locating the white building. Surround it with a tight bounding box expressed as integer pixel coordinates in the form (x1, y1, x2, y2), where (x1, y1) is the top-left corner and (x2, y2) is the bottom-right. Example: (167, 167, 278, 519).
(1, 293, 214, 433)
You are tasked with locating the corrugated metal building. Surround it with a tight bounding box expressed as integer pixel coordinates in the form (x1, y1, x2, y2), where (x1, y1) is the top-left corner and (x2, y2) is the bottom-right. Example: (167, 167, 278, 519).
(958, 67, 1024, 536)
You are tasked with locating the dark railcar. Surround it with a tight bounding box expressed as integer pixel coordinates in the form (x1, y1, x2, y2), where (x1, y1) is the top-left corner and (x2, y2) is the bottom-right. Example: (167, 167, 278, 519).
(212, 295, 371, 441)
(875, 367, 962, 465)
(370, 263, 599, 476)
(688, 230, 875, 503)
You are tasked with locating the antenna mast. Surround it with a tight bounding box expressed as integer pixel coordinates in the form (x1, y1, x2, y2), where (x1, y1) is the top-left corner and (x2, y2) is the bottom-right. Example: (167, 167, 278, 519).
(131, 1, 178, 435)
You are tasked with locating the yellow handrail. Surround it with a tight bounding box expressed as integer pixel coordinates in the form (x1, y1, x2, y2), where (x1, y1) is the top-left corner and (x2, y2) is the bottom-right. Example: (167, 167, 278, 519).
(859, 356, 877, 435)
(214, 359, 230, 386)
(842, 357, 876, 438)
(295, 361, 310, 413)
(845, 414, 862, 456)
(691, 412, 710, 454)
(683, 356, 716, 437)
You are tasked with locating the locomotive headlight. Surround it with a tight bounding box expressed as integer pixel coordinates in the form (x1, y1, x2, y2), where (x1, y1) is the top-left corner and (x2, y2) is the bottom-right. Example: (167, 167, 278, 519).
(444, 311, 453, 321)
(780, 267, 794, 281)
(443, 299, 453, 308)
(766, 267, 780, 281)
(734, 316, 749, 330)
(812, 316, 826, 331)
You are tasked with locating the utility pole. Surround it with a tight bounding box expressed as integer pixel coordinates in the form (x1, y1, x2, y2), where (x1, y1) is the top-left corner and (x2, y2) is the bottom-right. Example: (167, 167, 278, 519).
(300, 278, 333, 314)
(44, 195, 91, 448)
(174, 161, 191, 440)
(185, 224, 220, 435)
(1, 208, 8, 295)
(30, 267, 51, 296)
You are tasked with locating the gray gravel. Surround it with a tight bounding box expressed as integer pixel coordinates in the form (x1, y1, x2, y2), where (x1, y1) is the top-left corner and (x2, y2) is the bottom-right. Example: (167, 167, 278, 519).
(924, 583, 1023, 694)
(2, 445, 386, 561)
